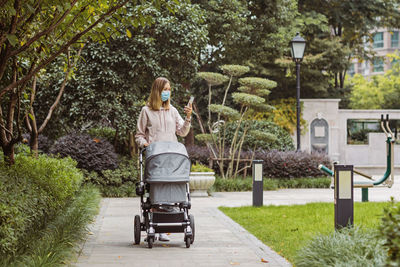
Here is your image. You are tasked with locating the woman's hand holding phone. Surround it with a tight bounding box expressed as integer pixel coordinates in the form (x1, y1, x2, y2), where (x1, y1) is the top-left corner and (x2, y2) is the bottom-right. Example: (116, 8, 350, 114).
(184, 96, 194, 118)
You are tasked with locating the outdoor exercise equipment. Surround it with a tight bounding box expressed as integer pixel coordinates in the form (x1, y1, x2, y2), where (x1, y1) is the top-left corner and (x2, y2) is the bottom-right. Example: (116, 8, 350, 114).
(319, 114, 396, 202)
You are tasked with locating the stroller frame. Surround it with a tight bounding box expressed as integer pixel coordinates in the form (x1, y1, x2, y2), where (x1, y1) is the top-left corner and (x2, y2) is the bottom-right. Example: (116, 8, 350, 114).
(134, 142, 194, 248)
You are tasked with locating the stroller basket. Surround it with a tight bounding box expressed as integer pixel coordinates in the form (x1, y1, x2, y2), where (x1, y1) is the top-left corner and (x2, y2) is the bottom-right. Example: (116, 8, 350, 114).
(145, 142, 191, 204)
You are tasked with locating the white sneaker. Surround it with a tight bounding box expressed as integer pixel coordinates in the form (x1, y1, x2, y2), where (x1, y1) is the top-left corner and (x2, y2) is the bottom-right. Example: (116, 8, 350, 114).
(158, 233, 170, 242)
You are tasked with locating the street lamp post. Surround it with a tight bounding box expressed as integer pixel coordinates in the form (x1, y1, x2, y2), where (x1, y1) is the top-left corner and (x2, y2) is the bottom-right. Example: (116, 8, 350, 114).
(290, 33, 306, 151)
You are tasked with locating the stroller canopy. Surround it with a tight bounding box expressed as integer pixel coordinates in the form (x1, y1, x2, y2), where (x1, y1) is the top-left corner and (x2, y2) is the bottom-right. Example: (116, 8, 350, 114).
(145, 141, 190, 183)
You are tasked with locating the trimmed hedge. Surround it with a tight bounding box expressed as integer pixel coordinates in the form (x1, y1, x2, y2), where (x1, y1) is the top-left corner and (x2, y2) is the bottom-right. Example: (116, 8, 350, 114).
(187, 145, 331, 178)
(256, 150, 331, 178)
(50, 133, 118, 172)
(0, 151, 83, 256)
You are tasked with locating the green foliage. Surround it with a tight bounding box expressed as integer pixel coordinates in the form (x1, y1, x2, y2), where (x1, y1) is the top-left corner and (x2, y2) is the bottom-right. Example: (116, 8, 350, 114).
(1, 186, 101, 266)
(0, 0, 171, 163)
(295, 227, 386, 267)
(220, 65, 250, 77)
(380, 198, 400, 266)
(195, 0, 297, 68)
(87, 126, 116, 144)
(247, 130, 277, 144)
(35, 1, 207, 144)
(238, 77, 277, 91)
(50, 133, 118, 172)
(82, 156, 138, 197)
(0, 152, 83, 256)
(296, 0, 400, 92)
(195, 133, 215, 143)
(224, 120, 294, 151)
(232, 92, 265, 107)
(197, 72, 229, 86)
(191, 163, 214, 172)
(348, 74, 386, 109)
(349, 54, 400, 109)
(269, 98, 307, 135)
(209, 104, 240, 120)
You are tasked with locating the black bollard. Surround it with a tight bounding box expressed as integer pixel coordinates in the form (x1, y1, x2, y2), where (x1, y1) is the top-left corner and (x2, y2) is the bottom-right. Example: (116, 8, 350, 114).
(252, 160, 264, 207)
(334, 164, 354, 229)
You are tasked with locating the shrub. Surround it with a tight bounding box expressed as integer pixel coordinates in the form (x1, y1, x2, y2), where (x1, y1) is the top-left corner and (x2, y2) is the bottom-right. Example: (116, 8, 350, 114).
(380, 198, 400, 266)
(50, 133, 118, 172)
(191, 163, 214, 172)
(212, 176, 330, 192)
(187, 145, 331, 178)
(186, 145, 211, 167)
(0, 152, 83, 256)
(212, 177, 279, 191)
(87, 126, 116, 144)
(82, 156, 138, 197)
(22, 133, 54, 153)
(294, 227, 386, 267)
(224, 120, 294, 151)
(256, 150, 331, 178)
(1, 185, 101, 266)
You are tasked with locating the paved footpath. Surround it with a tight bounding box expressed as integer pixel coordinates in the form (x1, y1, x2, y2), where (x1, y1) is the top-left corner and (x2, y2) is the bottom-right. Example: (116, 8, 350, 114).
(75, 177, 400, 267)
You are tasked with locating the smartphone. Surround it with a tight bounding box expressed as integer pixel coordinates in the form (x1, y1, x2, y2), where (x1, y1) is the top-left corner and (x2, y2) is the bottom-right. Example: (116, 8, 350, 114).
(188, 96, 194, 106)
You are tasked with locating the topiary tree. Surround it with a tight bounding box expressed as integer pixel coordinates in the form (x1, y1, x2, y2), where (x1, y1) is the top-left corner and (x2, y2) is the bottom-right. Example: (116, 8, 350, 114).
(196, 64, 278, 178)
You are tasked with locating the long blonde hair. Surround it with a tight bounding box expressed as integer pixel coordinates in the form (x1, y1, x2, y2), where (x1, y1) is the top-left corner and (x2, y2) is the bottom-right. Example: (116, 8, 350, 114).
(148, 77, 170, 110)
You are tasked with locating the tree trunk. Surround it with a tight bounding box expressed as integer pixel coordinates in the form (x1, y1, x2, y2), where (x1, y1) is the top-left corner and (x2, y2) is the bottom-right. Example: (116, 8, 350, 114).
(128, 131, 136, 158)
(30, 130, 39, 157)
(3, 144, 15, 165)
(184, 128, 194, 147)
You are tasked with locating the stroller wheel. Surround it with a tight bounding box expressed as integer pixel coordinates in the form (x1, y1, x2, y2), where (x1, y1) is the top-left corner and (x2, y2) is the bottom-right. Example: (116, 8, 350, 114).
(148, 236, 154, 248)
(134, 215, 141, 245)
(189, 214, 195, 244)
(185, 237, 191, 248)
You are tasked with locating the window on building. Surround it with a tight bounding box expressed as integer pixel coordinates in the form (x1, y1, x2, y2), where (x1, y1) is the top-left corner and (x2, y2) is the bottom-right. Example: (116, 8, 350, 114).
(391, 31, 399, 47)
(348, 63, 355, 76)
(373, 58, 384, 72)
(373, 32, 384, 48)
(347, 119, 400, 145)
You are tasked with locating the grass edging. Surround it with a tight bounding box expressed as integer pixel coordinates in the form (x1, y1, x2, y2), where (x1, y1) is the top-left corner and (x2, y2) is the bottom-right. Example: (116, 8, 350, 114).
(2, 185, 101, 267)
(219, 202, 389, 263)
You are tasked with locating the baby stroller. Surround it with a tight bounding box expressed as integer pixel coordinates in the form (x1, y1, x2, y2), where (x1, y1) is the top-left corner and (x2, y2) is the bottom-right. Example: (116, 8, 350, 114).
(134, 141, 195, 248)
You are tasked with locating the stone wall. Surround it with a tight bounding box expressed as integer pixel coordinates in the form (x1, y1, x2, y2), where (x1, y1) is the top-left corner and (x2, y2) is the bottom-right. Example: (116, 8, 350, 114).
(299, 99, 400, 175)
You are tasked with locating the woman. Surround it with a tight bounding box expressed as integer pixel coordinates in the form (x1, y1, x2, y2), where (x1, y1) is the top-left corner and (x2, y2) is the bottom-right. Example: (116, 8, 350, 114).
(135, 77, 192, 242)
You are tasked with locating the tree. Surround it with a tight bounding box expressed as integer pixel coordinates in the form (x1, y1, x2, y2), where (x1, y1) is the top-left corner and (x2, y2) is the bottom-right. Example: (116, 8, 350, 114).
(0, 0, 177, 163)
(349, 53, 400, 109)
(33, 1, 207, 155)
(298, 0, 400, 89)
(197, 65, 277, 179)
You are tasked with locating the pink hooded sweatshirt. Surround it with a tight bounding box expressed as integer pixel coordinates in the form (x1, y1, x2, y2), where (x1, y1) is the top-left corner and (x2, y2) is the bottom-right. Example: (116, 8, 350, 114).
(135, 105, 191, 148)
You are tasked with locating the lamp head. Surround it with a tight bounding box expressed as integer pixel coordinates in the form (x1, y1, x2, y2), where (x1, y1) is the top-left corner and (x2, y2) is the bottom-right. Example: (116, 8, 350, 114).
(290, 32, 306, 62)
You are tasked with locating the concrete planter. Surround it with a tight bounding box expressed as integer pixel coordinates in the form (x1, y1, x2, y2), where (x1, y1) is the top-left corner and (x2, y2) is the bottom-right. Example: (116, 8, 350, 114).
(189, 172, 215, 197)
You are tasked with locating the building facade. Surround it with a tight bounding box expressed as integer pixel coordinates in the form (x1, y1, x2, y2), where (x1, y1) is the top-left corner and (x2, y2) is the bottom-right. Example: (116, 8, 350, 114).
(349, 28, 399, 76)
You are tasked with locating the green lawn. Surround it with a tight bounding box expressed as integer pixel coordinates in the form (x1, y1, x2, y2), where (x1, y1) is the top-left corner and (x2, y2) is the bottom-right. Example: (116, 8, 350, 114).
(219, 202, 389, 263)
